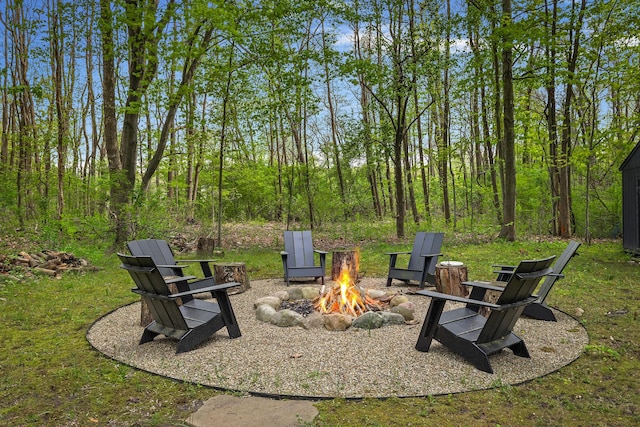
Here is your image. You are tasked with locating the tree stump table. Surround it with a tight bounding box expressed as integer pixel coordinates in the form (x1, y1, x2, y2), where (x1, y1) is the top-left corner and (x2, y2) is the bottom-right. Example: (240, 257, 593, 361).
(197, 237, 216, 257)
(331, 250, 359, 282)
(435, 261, 469, 297)
(214, 262, 250, 295)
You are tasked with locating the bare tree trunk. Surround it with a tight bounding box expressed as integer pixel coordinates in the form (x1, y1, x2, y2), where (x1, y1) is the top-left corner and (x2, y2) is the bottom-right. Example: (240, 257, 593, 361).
(384, 156, 394, 215)
(99, 0, 125, 245)
(49, 0, 66, 220)
(556, 0, 586, 237)
(442, 0, 452, 224)
(500, 0, 516, 241)
(468, 23, 484, 191)
(167, 119, 176, 202)
(393, 112, 406, 238)
(546, 0, 560, 236)
(403, 130, 420, 225)
(321, 19, 346, 215)
(354, 22, 382, 219)
(490, 14, 504, 226)
(435, 101, 451, 223)
(186, 93, 196, 213)
(84, 2, 99, 201)
(0, 17, 8, 167)
(217, 44, 235, 246)
(9, 0, 38, 225)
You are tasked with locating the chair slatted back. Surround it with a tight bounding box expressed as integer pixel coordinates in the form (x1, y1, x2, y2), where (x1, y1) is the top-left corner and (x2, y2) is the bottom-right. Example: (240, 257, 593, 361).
(537, 240, 580, 301)
(118, 253, 188, 332)
(479, 256, 555, 343)
(127, 239, 180, 277)
(283, 231, 316, 268)
(407, 232, 444, 273)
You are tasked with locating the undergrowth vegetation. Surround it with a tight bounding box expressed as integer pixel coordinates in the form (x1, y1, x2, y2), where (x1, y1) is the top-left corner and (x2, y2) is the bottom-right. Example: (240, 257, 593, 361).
(0, 222, 638, 426)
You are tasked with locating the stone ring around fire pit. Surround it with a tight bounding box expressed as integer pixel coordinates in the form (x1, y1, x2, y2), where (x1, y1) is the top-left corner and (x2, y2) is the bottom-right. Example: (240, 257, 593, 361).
(253, 284, 417, 331)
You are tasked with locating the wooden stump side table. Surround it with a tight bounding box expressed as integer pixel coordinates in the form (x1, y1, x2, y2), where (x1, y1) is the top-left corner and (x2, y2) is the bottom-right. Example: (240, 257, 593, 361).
(214, 262, 251, 295)
(435, 261, 469, 297)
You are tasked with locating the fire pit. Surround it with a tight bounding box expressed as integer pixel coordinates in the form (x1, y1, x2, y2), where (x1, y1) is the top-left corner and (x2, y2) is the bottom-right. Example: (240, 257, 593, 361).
(254, 264, 416, 331)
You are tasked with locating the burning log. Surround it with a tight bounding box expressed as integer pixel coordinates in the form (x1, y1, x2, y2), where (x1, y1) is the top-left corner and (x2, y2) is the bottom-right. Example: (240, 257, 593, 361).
(314, 266, 383, 317)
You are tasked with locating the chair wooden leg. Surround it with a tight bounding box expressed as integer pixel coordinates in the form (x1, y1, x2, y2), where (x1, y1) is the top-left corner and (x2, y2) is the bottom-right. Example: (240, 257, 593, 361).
(140, 326, 159, 345)
(507, 340, 531, 358)
(419, 268, 429, 289)
(213, 290, 242, 339)
(199, 261, 213, 277)
(415, 298, 446, 352)
(522, 303, 556, 321)
(466, 346, 493, 374)
(438, 329, 495, 373)
(176, 329, 209, 354)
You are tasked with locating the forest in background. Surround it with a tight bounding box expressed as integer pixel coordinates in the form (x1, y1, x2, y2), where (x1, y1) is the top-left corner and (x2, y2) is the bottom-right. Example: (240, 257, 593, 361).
(1, 0, 638, 246)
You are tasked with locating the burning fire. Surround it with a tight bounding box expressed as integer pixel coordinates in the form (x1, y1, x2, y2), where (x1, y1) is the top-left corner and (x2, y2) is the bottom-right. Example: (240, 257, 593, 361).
(314, 264, 382, 317)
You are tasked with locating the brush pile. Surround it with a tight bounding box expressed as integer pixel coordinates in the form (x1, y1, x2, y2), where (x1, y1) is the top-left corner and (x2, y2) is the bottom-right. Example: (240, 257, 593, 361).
(8, 250, 100, 278)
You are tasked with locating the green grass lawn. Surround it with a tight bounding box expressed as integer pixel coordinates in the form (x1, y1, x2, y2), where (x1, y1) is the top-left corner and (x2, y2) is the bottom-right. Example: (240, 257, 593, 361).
(0, 232, 638, 426)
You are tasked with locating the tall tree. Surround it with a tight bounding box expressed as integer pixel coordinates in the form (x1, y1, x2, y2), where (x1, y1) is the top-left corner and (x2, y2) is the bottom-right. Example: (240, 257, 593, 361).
(48, 0, 67, 220)
(499, 0, 516, 241)
(555, 0, 586, 237)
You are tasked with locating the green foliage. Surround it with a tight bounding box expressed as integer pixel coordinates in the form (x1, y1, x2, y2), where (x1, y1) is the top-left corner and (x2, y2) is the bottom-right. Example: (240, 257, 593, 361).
(0, 172, 18, 228)
(516, 165, 554, 236)
(2, 0, 636, 244)
(221, 162, 282, 221)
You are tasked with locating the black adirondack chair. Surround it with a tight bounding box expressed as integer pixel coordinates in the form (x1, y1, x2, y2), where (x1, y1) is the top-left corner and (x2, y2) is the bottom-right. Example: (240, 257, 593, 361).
(493, 241, 580, 321)
(128, 238, 216, 279)
(119, 253, 241, 353)
(386, 232, 444, 288)
(281, 231, 327, 286)
(415, 256, 555, 373)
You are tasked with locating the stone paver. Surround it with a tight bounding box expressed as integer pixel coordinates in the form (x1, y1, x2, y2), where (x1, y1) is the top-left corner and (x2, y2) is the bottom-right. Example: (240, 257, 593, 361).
(186, 394, 318, 427)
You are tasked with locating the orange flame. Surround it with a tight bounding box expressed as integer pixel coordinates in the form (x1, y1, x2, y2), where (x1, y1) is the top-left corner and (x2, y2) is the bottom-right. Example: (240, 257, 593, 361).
(315, 262, 381, 317)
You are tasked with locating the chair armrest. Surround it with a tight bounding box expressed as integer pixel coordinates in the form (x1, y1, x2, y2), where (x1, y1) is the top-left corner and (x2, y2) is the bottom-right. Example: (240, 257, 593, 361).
(420, 252, 442, 258)
(492, 264, 515, 269)
(176, 259, 217, 264)
(132, 282, 241, 300)
(415, 289, 500, 309)
(493, 269, 516, 276)
(280, 251, 289, 256)
(515, 267, 553, 280)
(171, 281, 240, 298)
(415, 289, 537, 311)
(461, 280, 508, 292)
(164, 275, 197, 284)
(314, 250, 328, 255)
(156, 264, 188, 269)
(385, 251, 411, 255)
